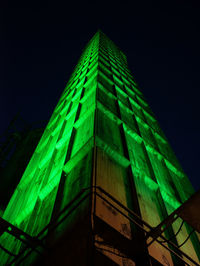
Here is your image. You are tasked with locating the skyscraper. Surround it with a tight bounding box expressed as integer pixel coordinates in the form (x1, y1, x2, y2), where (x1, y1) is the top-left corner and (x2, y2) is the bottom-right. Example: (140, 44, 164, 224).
(0, 31, 200, 265)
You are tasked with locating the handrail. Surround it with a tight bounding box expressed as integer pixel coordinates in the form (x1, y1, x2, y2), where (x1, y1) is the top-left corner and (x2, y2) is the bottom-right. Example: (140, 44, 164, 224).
(7, 188, 93, 265)
(95, 186, 199, 266)
(96, 186, 152, 230)
(37, 187, 93, 238)
(95, 191, 191, 265)
(1, 185, 199, 266)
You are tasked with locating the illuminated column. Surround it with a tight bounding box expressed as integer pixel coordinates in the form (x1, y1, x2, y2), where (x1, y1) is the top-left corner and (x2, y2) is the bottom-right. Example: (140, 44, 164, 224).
(0, 31, 200, 265)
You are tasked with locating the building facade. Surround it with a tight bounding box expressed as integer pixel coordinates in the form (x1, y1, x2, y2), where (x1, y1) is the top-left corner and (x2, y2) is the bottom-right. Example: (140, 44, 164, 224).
(0, 31, 200, 265)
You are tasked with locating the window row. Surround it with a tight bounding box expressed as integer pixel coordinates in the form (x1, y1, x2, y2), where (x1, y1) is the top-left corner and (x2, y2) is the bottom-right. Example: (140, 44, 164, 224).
(99, 46, 140, 89)
(98, 51, 144, 98)
(97, 91, 177, 166)
(97, 72, 157, 129)
(96, 108, 183, 201)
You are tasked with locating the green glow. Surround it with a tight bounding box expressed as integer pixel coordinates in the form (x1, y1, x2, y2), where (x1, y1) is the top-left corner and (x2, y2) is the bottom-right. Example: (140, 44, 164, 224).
(63, 137, 94, 174)
(95, 136, 130, 168)
(0, 30, 199, 265)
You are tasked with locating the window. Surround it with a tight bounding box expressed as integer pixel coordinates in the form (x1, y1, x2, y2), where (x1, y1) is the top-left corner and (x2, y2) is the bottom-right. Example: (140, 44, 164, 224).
(98, 70, 115, 94)
(97, 109, 124, 155)
(116, 86, 130, 108)
(125, 130, 154, 180)
(119, 102, 138, 133)
(129, 98, 145, 120)
(97, 85, 117, 115)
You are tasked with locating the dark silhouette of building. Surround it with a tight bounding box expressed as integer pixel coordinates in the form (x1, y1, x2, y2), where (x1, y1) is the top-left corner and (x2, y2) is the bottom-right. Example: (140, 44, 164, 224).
(0, 114, 44, 215)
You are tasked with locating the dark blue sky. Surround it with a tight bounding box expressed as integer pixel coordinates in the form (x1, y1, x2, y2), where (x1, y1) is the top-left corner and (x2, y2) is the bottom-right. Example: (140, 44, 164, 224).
(1, 1, 200, 190)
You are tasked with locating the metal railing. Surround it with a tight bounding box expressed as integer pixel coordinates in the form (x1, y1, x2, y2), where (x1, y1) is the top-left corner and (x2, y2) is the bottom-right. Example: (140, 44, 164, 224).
(0, 186, 199, 265)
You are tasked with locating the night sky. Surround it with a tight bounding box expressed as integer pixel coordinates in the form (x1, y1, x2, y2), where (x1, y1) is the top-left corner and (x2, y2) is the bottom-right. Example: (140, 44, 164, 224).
(1, 2, 200, 191)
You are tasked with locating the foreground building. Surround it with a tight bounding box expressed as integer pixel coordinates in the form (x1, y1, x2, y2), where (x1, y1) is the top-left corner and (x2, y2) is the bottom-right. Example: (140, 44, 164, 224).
(0, 31, 200, 265)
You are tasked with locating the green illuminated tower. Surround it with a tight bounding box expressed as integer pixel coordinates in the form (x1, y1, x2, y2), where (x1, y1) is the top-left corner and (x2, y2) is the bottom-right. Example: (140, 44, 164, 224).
(0, 31, 200, 265)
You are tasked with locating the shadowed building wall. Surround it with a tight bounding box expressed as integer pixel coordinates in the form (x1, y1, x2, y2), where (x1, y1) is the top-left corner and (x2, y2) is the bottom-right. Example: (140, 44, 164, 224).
(0, 118, 44, 215)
